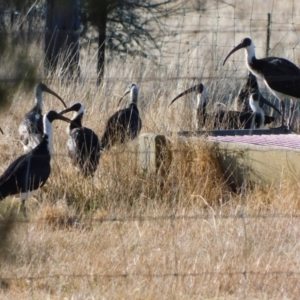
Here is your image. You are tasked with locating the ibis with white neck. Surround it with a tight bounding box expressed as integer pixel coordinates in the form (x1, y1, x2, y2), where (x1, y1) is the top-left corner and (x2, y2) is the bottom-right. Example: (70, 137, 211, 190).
(223, 37, 300, 129)
(0, 110, 71, 216)
(235, 71, 279, 125)
(235, 71, 270, 112)
(169, 83, 280, 130)
(169, 83, 207, 130)
(19, 83, 67, 153)
(59, 103, 101, 177)
(100, 83, 142, 150)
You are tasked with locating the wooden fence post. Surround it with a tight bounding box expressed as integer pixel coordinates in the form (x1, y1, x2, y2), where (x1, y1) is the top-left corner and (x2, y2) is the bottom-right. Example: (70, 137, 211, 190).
(139, 133, 171, 174)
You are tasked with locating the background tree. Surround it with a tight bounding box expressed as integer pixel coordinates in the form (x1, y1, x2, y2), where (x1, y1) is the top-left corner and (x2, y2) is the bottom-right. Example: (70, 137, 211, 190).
(80, 0, 184, 85)
(45, 0, 80, 78)
(4, 1, 205, 85)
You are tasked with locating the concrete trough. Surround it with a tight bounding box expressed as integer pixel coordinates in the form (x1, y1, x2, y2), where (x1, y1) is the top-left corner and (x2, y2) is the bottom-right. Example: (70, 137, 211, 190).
(139, 129, 300, 189)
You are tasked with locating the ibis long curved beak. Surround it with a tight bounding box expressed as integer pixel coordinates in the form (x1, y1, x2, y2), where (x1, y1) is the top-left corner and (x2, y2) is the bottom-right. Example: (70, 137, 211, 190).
(55, 114, 72, 123)
(45, 110, 72, 124)
(169, 84, 203, 107)
(223, 42, 246, 66)
(59, 105, 77, 115)
(118, 88, 131, 106)
(254, 94, 281, 115)
(42, 85, 67, 108)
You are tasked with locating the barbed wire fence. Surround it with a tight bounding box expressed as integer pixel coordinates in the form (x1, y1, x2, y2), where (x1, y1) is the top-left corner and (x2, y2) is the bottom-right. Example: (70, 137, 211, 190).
(1, 0, 300, 298)
(1, 212, 300, 297)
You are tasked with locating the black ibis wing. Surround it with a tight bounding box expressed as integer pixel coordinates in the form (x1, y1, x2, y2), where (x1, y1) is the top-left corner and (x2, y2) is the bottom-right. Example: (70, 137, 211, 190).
(0, 149, 51, 199)
(101, 107, 141, 149)
(261, 57, 300, 98)
(136, 116, 142, 136)
(68, 127, 101, 176)
(102, 108, 127, 140)
(0, 153, 29, 185)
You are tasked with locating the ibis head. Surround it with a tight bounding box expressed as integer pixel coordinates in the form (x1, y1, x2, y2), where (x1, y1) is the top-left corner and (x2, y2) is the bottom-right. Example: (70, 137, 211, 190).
(35, 83, 67, 109)
(59, 102, 85, 130)
(118, 83, 139, 106)
(45, 110, 72, 124)
(223, 38, 253, 66)
(59, 102, 85, 117)
(169, 83, 204, 107)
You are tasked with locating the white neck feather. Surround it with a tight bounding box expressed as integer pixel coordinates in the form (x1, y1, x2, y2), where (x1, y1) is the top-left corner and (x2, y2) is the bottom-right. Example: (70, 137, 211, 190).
(197, 85, 207, 109)
(250, 97, 265, 128)
(75, 104, 85, 118)
(35, 89, 43, 109)
(43, 116, 53, 154)
(246, 41, 255, 60)
(245, 43, 264, 80)
(250, 97, 262, 113)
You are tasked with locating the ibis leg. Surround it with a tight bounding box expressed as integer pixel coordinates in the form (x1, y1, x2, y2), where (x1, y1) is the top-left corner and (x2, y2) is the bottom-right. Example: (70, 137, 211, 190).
(288, 99, 295, 130)
(281, 100, 285, 128)
(250, 113, 256, 129)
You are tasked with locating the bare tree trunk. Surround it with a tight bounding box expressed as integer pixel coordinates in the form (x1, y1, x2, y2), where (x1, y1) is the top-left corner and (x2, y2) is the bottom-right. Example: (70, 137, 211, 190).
(45, 0, 80, 79)
(96, 1, 107, 86)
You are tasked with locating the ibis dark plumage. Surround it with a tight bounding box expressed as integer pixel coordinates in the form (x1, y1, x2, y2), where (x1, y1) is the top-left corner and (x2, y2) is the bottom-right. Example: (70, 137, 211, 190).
(169, 83, 281, 130)
(223, 37, 300, 128)
(59, 103, 101, 177)
(235, 71, 279, 125)
(235, 71, 268, 112)
(100, 83, 142, 150)
(0, 110, 71, 215)
(19, 83, 67, 153)
(235, 72, 257, 112)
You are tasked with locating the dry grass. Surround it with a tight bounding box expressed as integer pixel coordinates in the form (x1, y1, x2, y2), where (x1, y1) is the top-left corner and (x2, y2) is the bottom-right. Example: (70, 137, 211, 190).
(1, 1, 300, 298)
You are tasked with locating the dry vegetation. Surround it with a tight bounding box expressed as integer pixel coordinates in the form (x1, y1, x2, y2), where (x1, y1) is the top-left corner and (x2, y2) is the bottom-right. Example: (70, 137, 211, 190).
(1, 0, 300, 299)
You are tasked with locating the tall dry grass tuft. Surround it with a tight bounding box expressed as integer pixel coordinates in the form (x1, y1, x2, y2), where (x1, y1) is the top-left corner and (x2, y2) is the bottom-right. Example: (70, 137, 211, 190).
(167, 137, 230, 208)
(41, 135, 232, 220)
(33, 201, 79, 230)
(242, 179, 300, 214)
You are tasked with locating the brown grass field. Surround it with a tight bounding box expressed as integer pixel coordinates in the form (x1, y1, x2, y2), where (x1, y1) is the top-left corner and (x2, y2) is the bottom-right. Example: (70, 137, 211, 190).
(1, 1, 300, 299)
